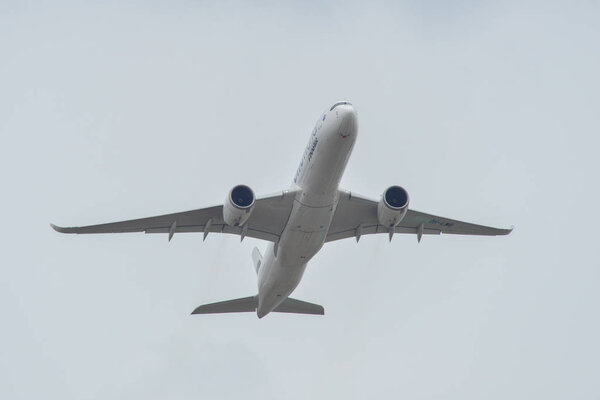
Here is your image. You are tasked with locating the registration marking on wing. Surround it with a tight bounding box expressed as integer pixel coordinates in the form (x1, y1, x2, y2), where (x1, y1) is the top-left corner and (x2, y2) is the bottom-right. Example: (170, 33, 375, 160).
(428, 219, 454, 227)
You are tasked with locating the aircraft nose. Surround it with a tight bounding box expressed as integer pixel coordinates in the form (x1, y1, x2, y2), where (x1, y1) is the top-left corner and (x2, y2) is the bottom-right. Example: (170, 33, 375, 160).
(336, 104, 358, 138)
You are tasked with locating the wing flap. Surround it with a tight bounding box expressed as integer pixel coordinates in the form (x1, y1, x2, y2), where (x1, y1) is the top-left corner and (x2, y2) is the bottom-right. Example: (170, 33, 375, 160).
(326, 224, 441, 242)
(143, 224, 280, 242)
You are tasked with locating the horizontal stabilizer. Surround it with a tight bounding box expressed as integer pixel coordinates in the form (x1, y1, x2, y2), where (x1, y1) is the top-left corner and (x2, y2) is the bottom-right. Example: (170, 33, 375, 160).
(273, 298, 324, 315)
(191, 296, 257, 314)
(191, 296, 324, 316)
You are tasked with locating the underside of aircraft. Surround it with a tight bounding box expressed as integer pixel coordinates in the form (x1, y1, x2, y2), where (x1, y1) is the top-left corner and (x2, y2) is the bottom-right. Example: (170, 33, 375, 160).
(52, 101, 512, 318)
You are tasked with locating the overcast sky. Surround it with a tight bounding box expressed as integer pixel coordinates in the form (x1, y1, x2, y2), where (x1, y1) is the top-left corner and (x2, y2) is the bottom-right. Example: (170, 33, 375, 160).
(1, 1, 599, 399)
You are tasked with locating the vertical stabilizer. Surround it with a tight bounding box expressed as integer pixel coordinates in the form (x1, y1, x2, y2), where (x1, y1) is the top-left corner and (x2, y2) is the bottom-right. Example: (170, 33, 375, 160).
(252, 247, 262, 274)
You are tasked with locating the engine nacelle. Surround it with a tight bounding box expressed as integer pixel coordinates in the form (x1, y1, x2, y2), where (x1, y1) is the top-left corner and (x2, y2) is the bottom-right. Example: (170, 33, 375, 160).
(377, 185, 410, 228)
(223, 184, 256, 227)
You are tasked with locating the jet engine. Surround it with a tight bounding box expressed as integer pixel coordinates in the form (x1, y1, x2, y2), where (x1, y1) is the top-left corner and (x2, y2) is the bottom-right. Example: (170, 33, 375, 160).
(377, 185, 410, 227)
(223, 184, 256, 227)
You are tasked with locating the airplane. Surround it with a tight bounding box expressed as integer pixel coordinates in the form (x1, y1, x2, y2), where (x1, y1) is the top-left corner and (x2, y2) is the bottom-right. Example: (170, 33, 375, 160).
(52, 101, 512, 318)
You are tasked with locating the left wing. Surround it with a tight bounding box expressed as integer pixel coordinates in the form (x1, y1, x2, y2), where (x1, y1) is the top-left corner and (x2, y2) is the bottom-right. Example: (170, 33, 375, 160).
(326, 190, 512, 242)
(51, 190, 297, 243)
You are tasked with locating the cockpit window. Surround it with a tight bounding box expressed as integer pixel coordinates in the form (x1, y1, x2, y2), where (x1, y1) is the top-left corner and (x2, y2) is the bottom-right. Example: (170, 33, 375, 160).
(330, 101, 352, 111)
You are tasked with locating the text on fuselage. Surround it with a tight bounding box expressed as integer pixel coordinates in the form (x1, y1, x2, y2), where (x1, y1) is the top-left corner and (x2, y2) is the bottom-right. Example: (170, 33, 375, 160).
(294, 126, 320, 183)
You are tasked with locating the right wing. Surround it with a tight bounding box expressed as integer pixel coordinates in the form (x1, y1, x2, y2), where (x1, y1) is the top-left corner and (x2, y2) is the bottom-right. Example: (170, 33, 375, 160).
(326, 190, 512, 242)
(51, 190, 297, 243)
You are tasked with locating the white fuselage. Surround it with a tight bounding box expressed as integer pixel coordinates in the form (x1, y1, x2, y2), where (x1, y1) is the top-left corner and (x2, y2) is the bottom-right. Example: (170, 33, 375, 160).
(257, 103, 358, 317)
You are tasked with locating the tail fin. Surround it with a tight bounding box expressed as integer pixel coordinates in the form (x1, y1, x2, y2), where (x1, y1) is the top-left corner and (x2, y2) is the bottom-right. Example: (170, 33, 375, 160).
(252, 247, 262, 274)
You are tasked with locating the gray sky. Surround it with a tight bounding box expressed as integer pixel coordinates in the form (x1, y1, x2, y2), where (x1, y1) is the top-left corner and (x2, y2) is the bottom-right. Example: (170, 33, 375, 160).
(1, 1, 599, 399)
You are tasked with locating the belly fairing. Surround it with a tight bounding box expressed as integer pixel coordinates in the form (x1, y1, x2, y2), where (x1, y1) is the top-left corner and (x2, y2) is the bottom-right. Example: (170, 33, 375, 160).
(278, 199, 335, 265)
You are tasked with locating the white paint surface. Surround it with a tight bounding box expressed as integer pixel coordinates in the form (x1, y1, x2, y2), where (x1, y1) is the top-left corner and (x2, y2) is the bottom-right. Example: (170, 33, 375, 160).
(1, 1, 599, 399)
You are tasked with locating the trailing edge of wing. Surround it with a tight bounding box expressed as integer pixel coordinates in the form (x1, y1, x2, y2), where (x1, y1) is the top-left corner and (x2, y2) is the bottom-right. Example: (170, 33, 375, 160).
(326, 224, 442, 242)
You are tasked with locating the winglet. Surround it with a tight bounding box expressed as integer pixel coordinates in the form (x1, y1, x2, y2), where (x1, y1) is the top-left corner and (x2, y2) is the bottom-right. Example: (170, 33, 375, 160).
(497, 225, 514, 235)
(50, 223, 71, 233)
